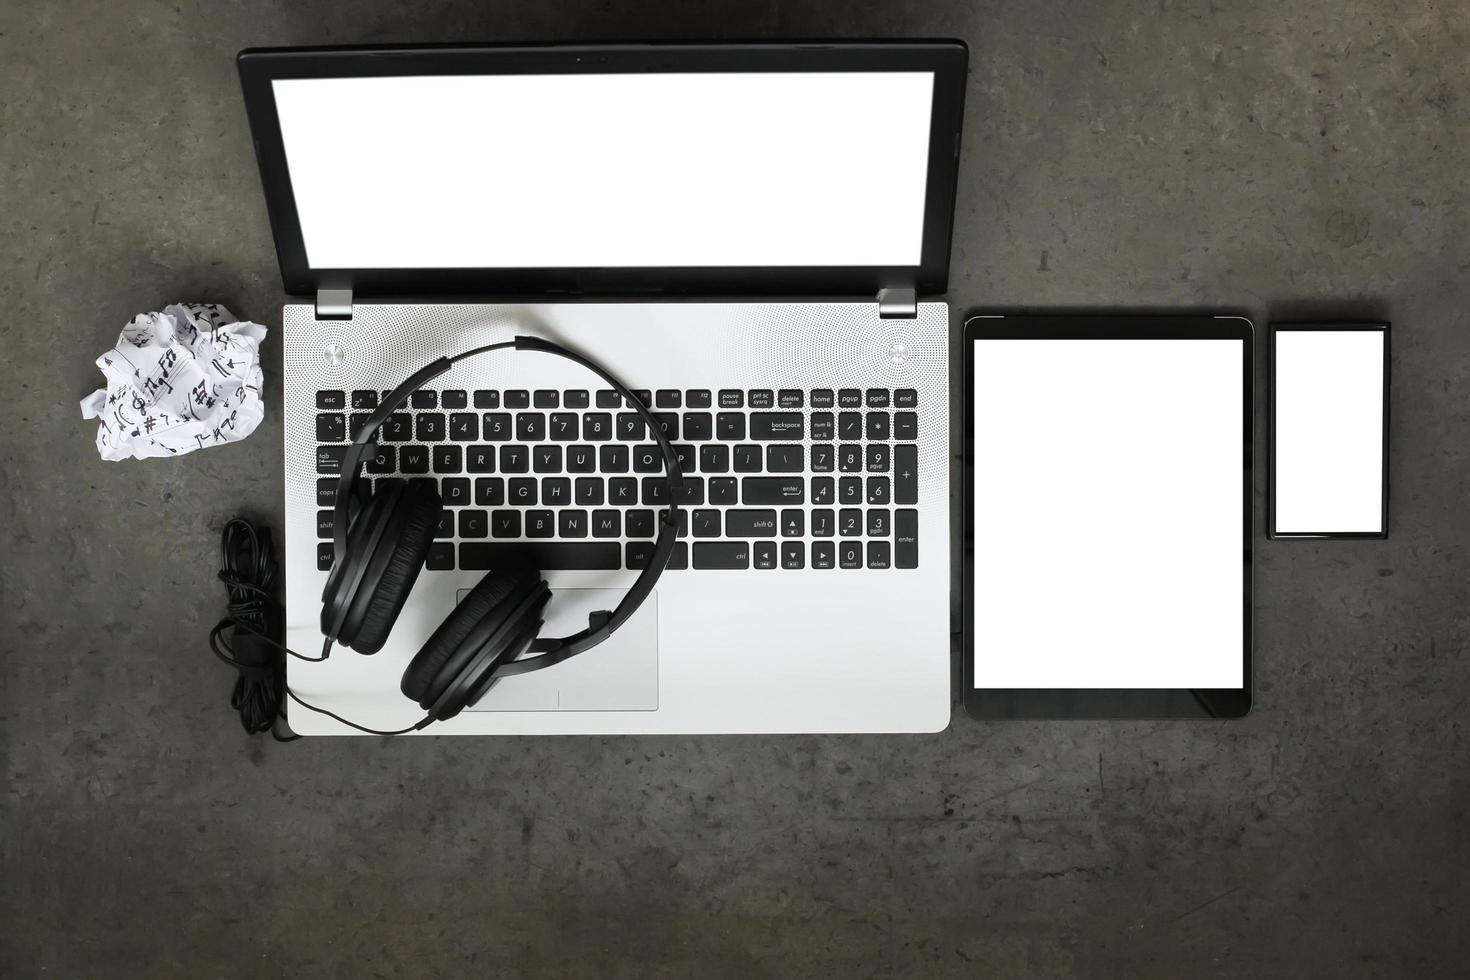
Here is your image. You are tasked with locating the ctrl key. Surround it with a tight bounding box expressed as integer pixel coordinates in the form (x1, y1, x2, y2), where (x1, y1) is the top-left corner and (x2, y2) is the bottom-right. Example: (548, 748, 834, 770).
(693, 542, 749, 569)
(895, 509, 918, 568)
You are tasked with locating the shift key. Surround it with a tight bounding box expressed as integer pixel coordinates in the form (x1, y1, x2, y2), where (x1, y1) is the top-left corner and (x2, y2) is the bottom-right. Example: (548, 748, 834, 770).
(724, 509, 779, 537)
(742, 477, 805, 504)
(694, 542, 750, 569)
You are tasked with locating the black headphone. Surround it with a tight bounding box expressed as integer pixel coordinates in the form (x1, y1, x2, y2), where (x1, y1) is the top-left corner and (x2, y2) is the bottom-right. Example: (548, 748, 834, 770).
(307, 335, 683, 732)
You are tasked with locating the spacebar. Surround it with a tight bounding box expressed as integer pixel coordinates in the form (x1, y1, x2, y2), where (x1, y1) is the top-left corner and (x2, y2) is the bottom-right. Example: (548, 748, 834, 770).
(459, 543, 620, 570)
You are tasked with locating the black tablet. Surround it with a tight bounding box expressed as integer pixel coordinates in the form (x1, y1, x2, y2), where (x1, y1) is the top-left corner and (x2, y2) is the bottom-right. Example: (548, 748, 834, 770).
(962, 315, 1253, 719)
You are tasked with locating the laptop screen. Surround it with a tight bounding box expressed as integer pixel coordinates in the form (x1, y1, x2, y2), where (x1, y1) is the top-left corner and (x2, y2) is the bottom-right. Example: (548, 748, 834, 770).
(271, 72, 935, 270)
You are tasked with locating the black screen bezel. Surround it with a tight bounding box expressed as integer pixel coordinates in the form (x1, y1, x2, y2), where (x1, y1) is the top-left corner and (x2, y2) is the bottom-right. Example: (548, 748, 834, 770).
(961, 314, 1254, 720)
(237, 41, 968, 298)
(1267, 322, 1391, 540)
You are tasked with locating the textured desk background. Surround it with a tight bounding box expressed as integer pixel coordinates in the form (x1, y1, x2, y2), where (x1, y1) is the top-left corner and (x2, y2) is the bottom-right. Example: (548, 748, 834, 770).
(3, 1, 1467, 977)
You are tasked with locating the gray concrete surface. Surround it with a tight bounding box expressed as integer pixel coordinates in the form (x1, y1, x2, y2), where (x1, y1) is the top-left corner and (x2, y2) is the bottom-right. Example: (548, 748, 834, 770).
(3, 1, 1468, 976)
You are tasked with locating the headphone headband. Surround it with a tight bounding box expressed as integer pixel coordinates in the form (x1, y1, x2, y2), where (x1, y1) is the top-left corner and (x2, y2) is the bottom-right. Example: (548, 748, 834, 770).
(332, 335, 684, 669)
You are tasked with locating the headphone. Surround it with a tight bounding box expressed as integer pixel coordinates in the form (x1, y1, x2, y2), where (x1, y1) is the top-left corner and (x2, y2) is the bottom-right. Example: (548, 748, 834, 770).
(300, 335, 683, 733)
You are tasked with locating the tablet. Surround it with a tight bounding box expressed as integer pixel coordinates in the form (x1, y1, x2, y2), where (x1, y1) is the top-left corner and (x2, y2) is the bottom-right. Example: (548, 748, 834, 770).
(962, 315, 1253, 719)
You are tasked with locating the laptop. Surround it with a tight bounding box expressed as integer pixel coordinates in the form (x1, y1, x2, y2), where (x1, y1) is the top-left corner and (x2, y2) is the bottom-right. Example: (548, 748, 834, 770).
(238, 41, 967, 734)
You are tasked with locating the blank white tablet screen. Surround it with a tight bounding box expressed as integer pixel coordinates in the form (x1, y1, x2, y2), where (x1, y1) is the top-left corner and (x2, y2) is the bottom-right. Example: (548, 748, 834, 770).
(972, 338, 1244, 690)
(1272, 329, 1386, 535)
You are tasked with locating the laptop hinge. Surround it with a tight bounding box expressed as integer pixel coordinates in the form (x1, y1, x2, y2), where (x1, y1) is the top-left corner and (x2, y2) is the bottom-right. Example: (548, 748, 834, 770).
(877, 287, 917, 319)
(316, 288, 353, 321)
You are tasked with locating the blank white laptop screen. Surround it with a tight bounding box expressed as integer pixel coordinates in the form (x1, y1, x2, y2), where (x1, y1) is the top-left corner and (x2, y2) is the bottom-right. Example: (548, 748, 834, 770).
(1271, 328, 1387, 536)
(972, 338, 1244, 690)
(270, 72, 935, 269)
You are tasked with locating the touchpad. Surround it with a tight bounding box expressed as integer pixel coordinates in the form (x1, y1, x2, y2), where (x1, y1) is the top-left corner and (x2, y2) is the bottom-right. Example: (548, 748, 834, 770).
(463, 588, 658, 712)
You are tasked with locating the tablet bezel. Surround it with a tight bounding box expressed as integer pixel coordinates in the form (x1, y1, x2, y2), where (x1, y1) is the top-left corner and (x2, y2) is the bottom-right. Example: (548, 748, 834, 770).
(961, 314, 1253, 720)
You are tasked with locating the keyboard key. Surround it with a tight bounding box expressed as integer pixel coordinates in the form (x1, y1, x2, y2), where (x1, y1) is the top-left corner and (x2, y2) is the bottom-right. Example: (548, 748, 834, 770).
(574, 478, 604, 506)
(348, 413, 375, 441)
(411, 390, 437, 409)
(867, 412, 890, 441)
(366, 446, 395, 474)
(351, 390, 378, 410)
(682, 412, 713, 441)
(442, 390, 467, 409)
(766, 445, 803, 473)
(675, 475, 704, 505)
(811, 509, 834, 537)
(474, 390, 500, 409)
(516, 413, 545, 441)
(839, 445, 862, 472)
(533, 446, 562, 473)
(718, 389, 744, 409)
(631, 389, 652, 408)
(867, 508, 890, 537)
(564, 390, 590, 409)
(434, 445, 462, 473)
(475, 477, 504, 506)
(673, 444, 696, 474)
(895, 446, 918, 505)
(625, 541, 658, 569)
(777, 389, 803, 408)
(729, 444, 758, 473)
(656, 389, 681, 408)
(492, 511, 521, 537)
(692, 509, 721, 538)
(781, 509, 804, 537)
(811, 444, 835, 473)
(700, 444, 729, 473)
(458, 509, 488, 539)
(317, 390, 345, 409)
(641, 477, 669, 506)
(725, 509, 778, 537)
(811, 476, 834, 505)
(316, 478, 337, 507)
(839, 541, 863, 569)
(500, 446, 529, 473)
(609, 478, 637, 505)
(717, 413, 746, 441)
(694, 541, 749, 569)
(442, 478, 470, 507)
(583, 413, 612, 441)
(839, 477, 862, 504)
(510, 478, 537, 505)
(542, 477, 571, 506)
(866, 388, 890, 408)
(616, 413, 645, 440)
(467, 445, 495, 473)
(559, 509, 588, 537)
(568, 445, 596, 473)
(505, 390, 530, 409)
(592, 509, 621, 537)
(686, 389, 712, 408)
(867, 476, 891, 505)
(634, 445, 663, 473)
(748, 389, 774, 409)
(316, 509, 334, 538)
(450, 413, 478, 441)
(838, 412, 863, 441)
(750, 413, 803, 440)
(781, 542, 805, 569)
(838, 389, 862, 408)
(812, 541, 835, 569)
(708, 477, 738, 505)
(415, 414, 445, 441)
(894, 412, 918, 440)
(426, 542, 455, 570)
(400, 446, 430, 473)
(533, 389, 559, 408)
(482, 413, 512, 440)
(318, 542, 335, 570)
(526, 510, 555, 538)
(840, 509, 863, 537)
(435, 509, 454, 538)
(811, 389, 835, 408)
(896, 509, 918, 568)
(316, 413, 345, 442)
(626, 509, 655, 537)
(867, 445, 890, 473)
(549, 413, 579, 441)
(754, 541, 778, 569)
(596, 389, 621, 408)
(743, 478, 804, 505)
(383, 413, 412, 441)
(598, 445, 628, 473)
(463, 542, 619, 570)
(409, 477, 437, 497)
(811, 413, 835, 441)
(895, 388, 918, 408)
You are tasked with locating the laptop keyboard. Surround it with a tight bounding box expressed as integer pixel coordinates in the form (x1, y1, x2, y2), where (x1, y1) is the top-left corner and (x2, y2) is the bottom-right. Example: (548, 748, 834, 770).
(313, 387, 919, 572)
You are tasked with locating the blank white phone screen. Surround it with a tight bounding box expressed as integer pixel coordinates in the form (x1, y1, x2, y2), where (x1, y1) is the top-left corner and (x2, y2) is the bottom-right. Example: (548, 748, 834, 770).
(1272, 329, 1386, 535)
(972, 338, 1244, 690)
(270, 72, 934, 269)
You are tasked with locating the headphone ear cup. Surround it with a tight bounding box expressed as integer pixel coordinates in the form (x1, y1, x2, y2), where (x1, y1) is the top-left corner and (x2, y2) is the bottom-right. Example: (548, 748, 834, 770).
(400, 567, 538, 708)
(340, 480, 441, 654)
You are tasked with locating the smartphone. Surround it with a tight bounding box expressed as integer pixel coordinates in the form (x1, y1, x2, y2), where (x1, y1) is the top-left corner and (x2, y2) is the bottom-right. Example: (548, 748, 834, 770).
(1269, 322, 1390, 538)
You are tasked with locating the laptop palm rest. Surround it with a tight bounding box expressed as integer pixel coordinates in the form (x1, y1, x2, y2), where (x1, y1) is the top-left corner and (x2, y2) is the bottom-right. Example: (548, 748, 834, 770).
(461, 588, 658, 712)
